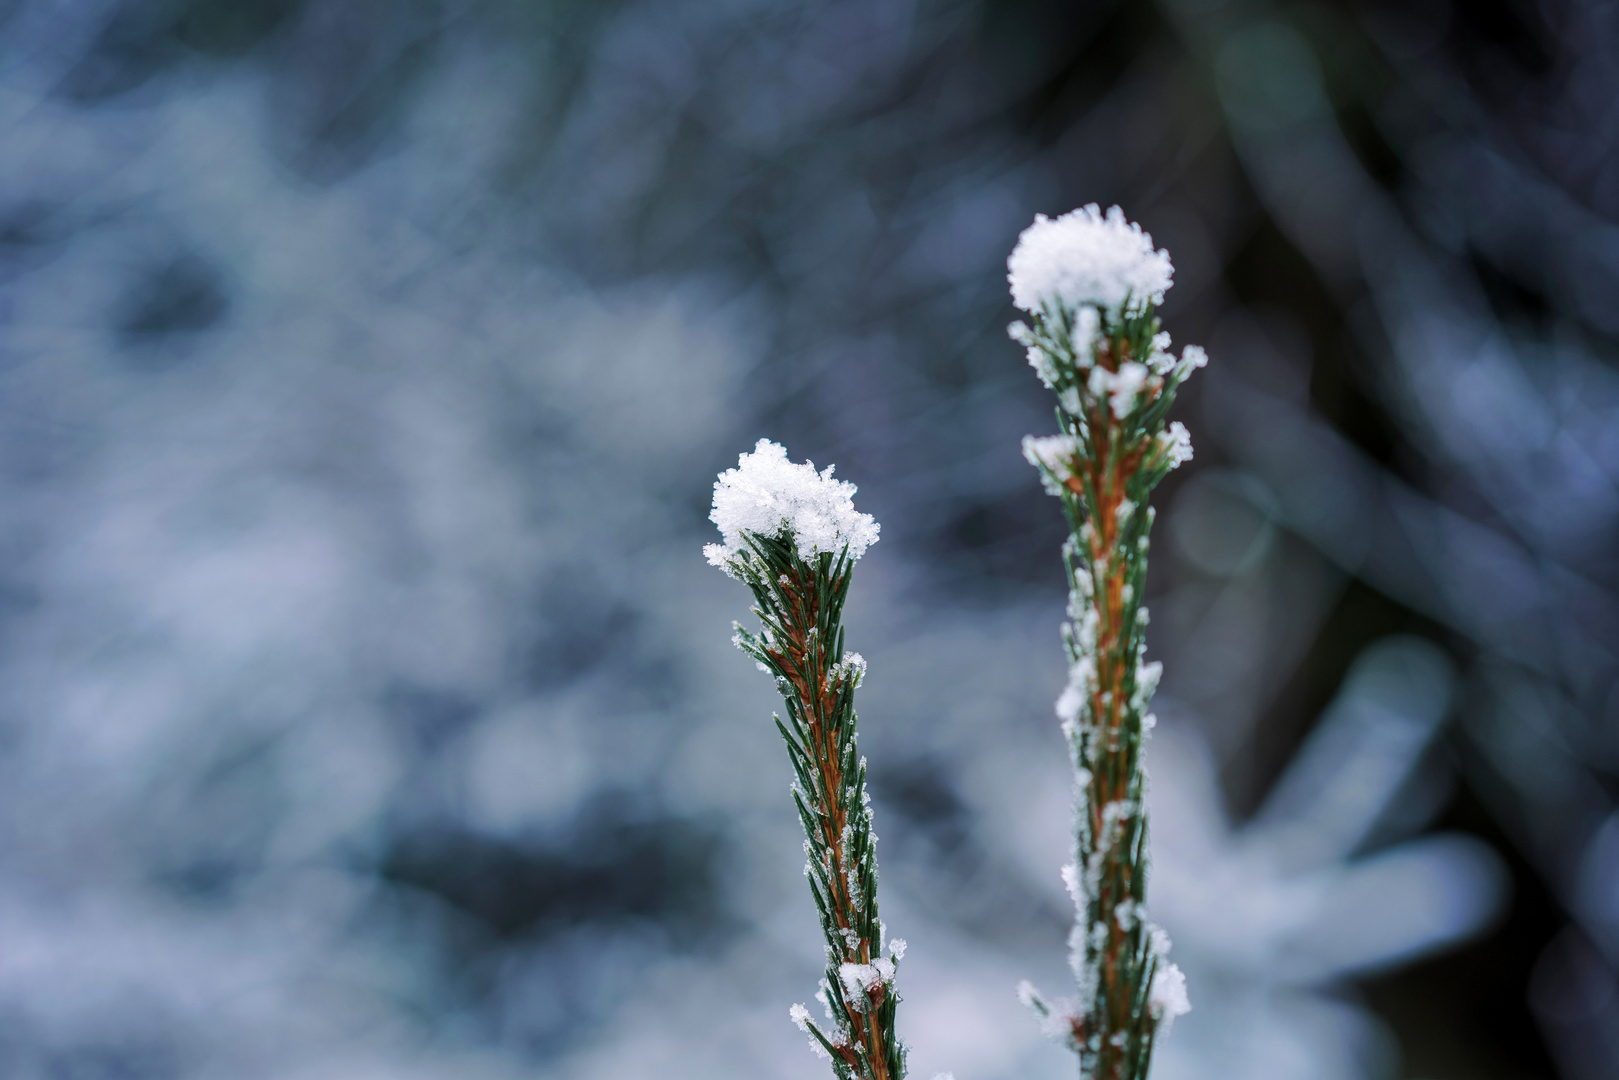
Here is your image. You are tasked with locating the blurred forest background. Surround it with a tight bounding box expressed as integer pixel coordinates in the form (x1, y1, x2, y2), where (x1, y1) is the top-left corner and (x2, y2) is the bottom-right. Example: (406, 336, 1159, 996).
(0, 0, 1614, 1077)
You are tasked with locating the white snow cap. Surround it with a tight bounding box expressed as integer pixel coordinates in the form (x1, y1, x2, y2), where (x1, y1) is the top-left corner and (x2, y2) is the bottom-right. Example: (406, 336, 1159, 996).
(1008, 204, 1174, 315)
(705, 439, 880, 567)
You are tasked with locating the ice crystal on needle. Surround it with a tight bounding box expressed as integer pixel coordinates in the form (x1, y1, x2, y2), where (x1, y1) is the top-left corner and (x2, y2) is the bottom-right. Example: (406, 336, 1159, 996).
(705, 439, 880, 569)
(1007, 204, 1174, 316)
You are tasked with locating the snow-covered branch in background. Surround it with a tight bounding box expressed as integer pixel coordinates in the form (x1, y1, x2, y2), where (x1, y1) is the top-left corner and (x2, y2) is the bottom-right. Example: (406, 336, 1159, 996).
(707, 441, 906, 1080)
(1149, 637, 1507, 1080)
(1008, 206, 1203, 1079)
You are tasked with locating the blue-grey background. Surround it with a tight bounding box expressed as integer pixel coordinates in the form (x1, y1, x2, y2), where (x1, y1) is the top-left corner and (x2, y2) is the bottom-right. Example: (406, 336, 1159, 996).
(0, 1, 1612, 1078)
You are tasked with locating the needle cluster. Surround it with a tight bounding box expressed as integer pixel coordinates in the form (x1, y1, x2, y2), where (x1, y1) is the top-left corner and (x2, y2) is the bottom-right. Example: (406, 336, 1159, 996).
(1009, 206, 1198, 1080)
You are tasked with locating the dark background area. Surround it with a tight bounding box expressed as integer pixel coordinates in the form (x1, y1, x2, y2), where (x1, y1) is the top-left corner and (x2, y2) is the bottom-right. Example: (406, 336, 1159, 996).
(0, 0, 1613, 1077)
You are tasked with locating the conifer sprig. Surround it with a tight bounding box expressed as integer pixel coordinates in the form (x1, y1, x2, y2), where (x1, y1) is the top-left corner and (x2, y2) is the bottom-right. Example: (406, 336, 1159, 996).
(1008, 206, 1197, 1080)
(706, 441, 903, 1080)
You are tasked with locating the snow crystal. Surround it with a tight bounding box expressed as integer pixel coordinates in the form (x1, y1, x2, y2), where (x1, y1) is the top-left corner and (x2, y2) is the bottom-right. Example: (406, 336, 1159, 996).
(839, 962, 885, 1009)
(1084, 360, 1153, 420)
(1070, 920, 1097, 999)
(790, 1002, 835, 1061)
(1055, 681, 1084, 725)
(889, 937, 907, 961)
(815, 983, 837, 1023)
(1025, 344, 1060, 388)
(1146, 330, 1176, 374)
(705, 439, 880, 568)
(1157, 421, 1194, 469)
(1070, 307, 1101, 365)
(1007, 205, 1174, 316)
(826, 651, 868, 689)
(1019, 982, 1085, 1044)
(1016, 980, 1041, 1009)
(1150, 962, 1191, 1030)
(1022, 434, 1082, 495)
(1055, 655, 1096, 724)
(1132, 659, 1162, 711)
(1010, 307, 1104, 390)
(1060, 862, 1082, 911)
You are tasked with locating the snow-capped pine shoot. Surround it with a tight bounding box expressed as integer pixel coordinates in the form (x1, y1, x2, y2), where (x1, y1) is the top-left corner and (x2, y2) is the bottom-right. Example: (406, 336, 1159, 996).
(707, 440, 906, 1080)
(1008, 206, 1198, 1080)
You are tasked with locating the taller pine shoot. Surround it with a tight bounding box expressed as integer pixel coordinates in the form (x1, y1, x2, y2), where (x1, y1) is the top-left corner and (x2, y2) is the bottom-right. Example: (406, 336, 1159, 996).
(1008, 206, 1198, 1079)
(706, 441, 906, 1080)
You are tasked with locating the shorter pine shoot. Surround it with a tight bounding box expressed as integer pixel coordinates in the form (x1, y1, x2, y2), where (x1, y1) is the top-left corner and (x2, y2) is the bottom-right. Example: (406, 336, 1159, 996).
(1006, 206, 1199, 1080)
(706, 440, 905, 1080)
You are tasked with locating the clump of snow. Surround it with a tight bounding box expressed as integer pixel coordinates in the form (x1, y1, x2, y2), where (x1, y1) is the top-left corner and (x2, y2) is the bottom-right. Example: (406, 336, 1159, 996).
(1010, 307, 1103, 388)
(1146, 330, 1176, 374)
(825, 651, 868, 689)
(839, 961, 890, 1010)
(888, 937, 907, 960)
(1055, 654, 1096, 727)
(1150, 962, 1190, 1032)
(1132, 659, 1163, 712)
(1157, 421, 1194, 469)
(840, 962, 880, 991)
(1024, 342, 1060, 388)
(1008, 205, 1174, 315)
(1059, 862, 1084, 914)
(1022, 434, 1082, 494)
(1087, 360, 1151, 419)
(1176, 343, 1208, 377)
(704, 439, 880, 568)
